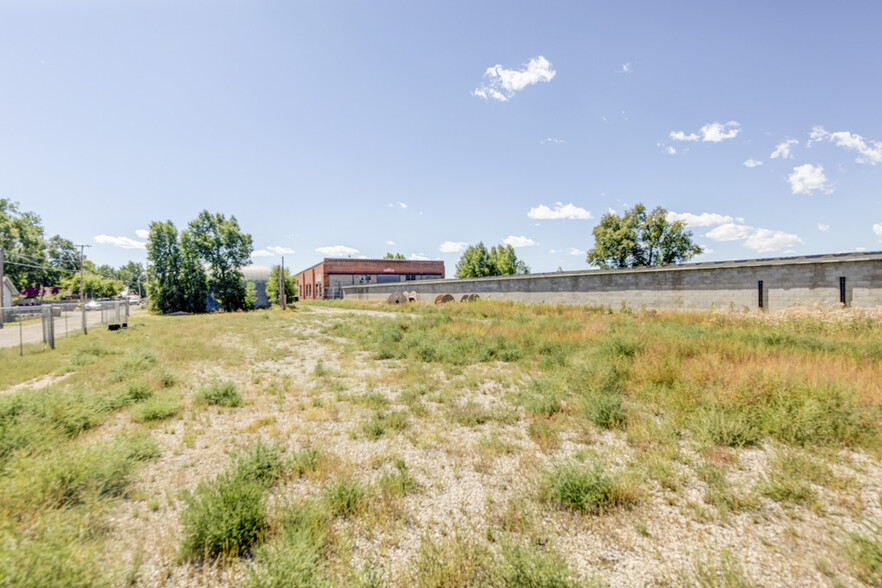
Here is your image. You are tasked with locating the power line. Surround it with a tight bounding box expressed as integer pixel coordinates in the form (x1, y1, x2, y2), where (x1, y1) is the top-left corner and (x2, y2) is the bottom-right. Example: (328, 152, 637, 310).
(4, 260, 79, 273)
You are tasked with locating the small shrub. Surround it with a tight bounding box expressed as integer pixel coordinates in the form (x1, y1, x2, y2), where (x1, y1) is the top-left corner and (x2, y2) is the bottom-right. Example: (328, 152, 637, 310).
(408, 533, 496, 587)
(498, 541, 578, 588)
(323, 477, 366, 518)
(132, 394, 180, 423)
(291, 447, 322, 478)
(846, 523, 882, 585)
(155, 368, 177, 389)
(521, 378, 565, 417)
(362, 410, 409, 439)
(196, 381, 242, 407)
(691, 406, 760, 448)
(585, 389, 627, 430)
(180, 475, 267, 560)
(124, 381, 154, 402)
(233, 442, 286, 486)
(527, 418, 559, 450)
(541, 461, 636, 515)
(378, 460, 420, 498)
(698, 463, 756, 516)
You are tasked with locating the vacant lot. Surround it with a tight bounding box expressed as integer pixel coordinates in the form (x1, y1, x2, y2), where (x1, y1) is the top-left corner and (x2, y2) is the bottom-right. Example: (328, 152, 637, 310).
(1, 301, 881, 586)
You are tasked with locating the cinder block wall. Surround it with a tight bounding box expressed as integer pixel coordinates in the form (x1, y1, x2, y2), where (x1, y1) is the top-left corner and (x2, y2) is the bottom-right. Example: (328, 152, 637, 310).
(342, 252, 882, 311)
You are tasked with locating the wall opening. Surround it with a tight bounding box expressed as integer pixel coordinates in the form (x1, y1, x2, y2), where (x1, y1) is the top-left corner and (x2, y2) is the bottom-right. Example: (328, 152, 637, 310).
(840, 276, 847, 306)
(758, 280, 764, 310)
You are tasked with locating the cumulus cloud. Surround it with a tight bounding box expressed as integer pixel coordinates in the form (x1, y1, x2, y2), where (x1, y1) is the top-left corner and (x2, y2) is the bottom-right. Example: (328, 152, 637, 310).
(809, 126, 882, 165)
(705, 223, 803, 252)
(135, 229, 149, 239)
(94, 235, 146, 249)
(503, 235, 536, 247)
(788, 163, 832, 195)
(472, 56, 556, 102)
(409, 253, 431, 261)
(700, 121, 741, 142)
(252, 246, 295, 257)
(620, 62, 632, 73)
(770, 139, 798, 160)
(316, 245, 359, 257)
(670, 131, 699, 142)
(527, 202, 592, 220)
(386, 240, 395, 245)
(387, 202, 407, 209)
(567, 248, 587, 256)
(667, 212, 734, 227)
(743, 159, 763, 168)
(817, 223, 830, 232)
(540, 137, 565, 144)
(670, 121, 740, 144)
(439, 241, 468, 253)
(873, 223, 882, 241)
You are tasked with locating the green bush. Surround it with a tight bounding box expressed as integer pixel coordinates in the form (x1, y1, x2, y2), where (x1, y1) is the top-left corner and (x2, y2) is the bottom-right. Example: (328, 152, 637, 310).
(196, 381, 243, 407)
(323, 477, 366, 518)
(378, 460, 420, 498)
(541, 461, 636, 515)
(498, 541, 578, 588)
(585, 389, 627, 430)
(108, 348, 157, 383)
(180, 442, 286, 560)
(124, 381, 154, 402)
(522, 378, 565, 417)
(132, 394, 181, 423)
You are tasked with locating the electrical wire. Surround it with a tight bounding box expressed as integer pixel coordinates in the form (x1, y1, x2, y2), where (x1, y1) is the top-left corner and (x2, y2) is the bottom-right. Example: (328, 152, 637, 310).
(3, 260, 79, 273)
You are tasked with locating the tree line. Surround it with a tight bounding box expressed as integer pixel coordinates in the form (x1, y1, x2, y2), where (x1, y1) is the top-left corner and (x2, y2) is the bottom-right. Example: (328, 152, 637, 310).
(1, 198, 143, 298)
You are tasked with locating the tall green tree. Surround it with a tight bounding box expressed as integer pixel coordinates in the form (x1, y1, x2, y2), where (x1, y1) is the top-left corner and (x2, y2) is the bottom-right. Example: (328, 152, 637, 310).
(45, 236, 80, 285)
(0, 199, 48, 289)
(178, 230, 209, 313)
(146, 221, 183, 313)
(488, 244, 530, 275)
(115, 261, 145, 294)
(455, 242, 529, 278)
(383, 252, 406, 260)
(587, 204, 703, 269)
(265, 265, 297, 306)
(187, 211, 253, 312)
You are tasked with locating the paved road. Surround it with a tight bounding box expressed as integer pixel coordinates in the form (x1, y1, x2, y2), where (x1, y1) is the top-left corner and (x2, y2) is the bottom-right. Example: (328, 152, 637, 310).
(0, 309, 141, 349)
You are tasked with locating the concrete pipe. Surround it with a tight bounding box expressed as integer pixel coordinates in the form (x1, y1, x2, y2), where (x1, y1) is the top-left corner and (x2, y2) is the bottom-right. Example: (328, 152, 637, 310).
(434, 294, 455, 305)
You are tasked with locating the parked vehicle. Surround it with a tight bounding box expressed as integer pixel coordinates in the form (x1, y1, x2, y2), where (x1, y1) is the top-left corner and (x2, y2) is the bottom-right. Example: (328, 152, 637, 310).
(84, 300, 102, 311)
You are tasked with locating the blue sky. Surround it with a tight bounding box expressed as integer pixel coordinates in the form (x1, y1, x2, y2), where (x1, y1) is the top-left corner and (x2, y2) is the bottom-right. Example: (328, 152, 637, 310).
(2, 1, 881, 273)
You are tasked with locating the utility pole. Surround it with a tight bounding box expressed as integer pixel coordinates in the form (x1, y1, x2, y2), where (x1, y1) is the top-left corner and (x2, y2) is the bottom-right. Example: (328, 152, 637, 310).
(280, 256, 286, 310)
(0, 247, 5, 329)
(77, 244, 91, 334)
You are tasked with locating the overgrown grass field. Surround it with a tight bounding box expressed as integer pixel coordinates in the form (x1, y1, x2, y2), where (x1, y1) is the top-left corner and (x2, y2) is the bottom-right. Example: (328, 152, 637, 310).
(0, 301, 880, 586)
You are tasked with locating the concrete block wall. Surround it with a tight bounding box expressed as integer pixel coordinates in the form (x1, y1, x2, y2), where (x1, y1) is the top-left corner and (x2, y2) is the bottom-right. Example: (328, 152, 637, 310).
(342, 252, 882, 311)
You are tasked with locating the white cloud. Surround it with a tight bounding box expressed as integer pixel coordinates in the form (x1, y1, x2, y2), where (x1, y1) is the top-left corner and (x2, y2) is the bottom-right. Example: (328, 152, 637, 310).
(527, 202, 592, 220)
(409, 253, 430, 261)
(620, 62, 632, 73)
(670, 131, 699, 142)
(540, 137, 565, 144)
(439, 241, 468, 253)
(567, 248, 587, 256)
(472, 56, 556, 102)
(809, 126, 882, 165)
(386, 240, 395, 245)
(670, 121, 740, 145)
(316, 245, 359, 257)
(667, 212, 734, 227)
(700, 121, 741, 143)
(743, 158, 763, 168)
(770, 139, 798, 159)
(817, 223, 830, 232)
(705, 223, 803, 253)
(788, 163, 832, 195)
(503, 235, 536, 247)
(856, 247, 868, 252)
(743, 228, 804, 252)
(873, 223, 882, 241)
(135, 229, 149, 239)
(705, 223, 753, 242)
(387, 202, 408, 209)
(664, 145, 677, 155)
(252, 246, 295, 257)
(94, 234, 146, 250)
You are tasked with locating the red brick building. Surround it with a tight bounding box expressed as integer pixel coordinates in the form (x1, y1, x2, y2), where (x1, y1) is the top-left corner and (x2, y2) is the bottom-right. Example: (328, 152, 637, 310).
(295, 258, 445, 300)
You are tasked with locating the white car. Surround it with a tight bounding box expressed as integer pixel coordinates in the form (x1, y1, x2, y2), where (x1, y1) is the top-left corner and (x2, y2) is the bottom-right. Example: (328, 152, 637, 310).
(84, 300, 102, 311)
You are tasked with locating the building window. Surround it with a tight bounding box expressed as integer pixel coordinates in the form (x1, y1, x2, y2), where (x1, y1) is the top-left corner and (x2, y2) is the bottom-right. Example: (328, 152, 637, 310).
(406, 274, 416, 281)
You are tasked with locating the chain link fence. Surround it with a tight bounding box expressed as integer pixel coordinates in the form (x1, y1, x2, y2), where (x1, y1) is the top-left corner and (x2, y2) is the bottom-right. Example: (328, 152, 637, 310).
(0, 301, 132, 356)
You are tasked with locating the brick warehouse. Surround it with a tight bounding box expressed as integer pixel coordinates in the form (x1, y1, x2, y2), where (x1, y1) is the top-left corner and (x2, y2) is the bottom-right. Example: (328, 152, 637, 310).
(295, 258, 445, 300)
